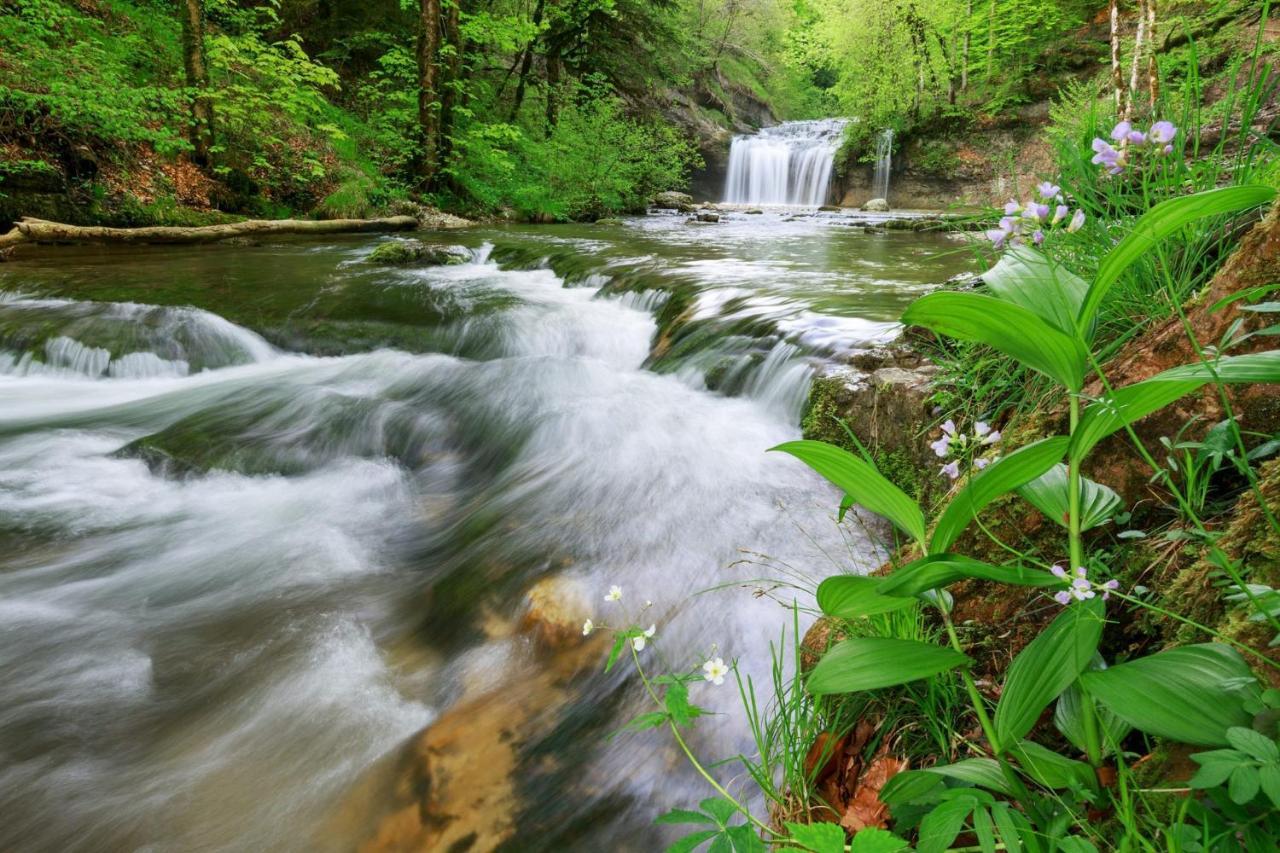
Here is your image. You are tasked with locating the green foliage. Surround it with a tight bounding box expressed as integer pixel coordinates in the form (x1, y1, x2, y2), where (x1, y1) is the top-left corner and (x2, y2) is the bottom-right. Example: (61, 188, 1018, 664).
(807, 637, 969, 695)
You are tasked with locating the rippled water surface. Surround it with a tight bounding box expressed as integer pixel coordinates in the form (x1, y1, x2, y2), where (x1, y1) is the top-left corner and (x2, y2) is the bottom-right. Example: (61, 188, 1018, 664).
(0, 210, 972, 851)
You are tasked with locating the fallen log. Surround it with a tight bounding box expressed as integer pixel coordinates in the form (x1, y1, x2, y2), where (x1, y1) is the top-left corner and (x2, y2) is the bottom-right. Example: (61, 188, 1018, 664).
(0, 215, 419, 250)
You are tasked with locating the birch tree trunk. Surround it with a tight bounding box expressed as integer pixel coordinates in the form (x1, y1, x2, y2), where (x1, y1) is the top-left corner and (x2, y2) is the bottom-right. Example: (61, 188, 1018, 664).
(1110, 0, 1125, 114)
(961, 0, 971, 93)
(1147, 0, 1159, 105)
(1126, 0, 1147, 120)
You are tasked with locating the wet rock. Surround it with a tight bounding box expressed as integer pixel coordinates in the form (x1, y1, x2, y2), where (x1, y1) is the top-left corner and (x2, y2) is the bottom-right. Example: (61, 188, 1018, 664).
(388, 201, 474, 230)
(594, 218, 624, 225)
(653, 191, 694, 210)
(818, 205, 842, 212)
(802, 349, 941, 507)
(745, 209, 764, 215)
(862, 198, 890, 212)
(862, 226, 886, 235)
(519, 575, 591, 650)
(696, 212, 720, 223)
(678, 203, 697, 213)
(366, 240, 470, 266)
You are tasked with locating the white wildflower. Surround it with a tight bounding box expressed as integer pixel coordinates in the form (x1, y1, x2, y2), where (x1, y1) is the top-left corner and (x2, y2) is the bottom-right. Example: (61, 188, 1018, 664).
(702, 656, 729, 685)
(605, 585, 622, 602)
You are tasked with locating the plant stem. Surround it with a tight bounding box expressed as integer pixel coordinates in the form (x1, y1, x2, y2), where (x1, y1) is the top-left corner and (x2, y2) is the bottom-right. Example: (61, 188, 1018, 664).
(942, 613, 1001, 755)
(1068, 394, 1084, 571)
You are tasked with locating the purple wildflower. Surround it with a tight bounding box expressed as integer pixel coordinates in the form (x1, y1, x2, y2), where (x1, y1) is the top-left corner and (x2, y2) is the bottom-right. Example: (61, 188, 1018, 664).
(1067, 209, 1086, 233)
(1052, 204, 1069, 225)
(1162, 144, 1174, 155)
(1004, 200, 1022, 216)
(1033, 229, 1045, 246)
(940, 460, 961, 480)
(1037, 181, 1061, 200)
(986, 229, 1007, 249)
(974, 457, 991, 470)
(930, 431, 952, 458)
(1091, 138, 1124, 174)
(1110, 120, 1132, 142)
(1101, 579, 1120, 601)
(1149, 121, 1177, 144)
(1126, 130, 1147, 146)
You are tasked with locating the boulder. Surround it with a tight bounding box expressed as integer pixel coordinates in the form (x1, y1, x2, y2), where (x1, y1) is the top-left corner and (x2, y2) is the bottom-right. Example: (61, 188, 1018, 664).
(653, 191, 695, 210)
(745, 209, 764, 215)
(818, 205, 842, 212)
(696, 212, 720, 223)
(519, 575, 591, 650)
(862, 198, 890, 212)
(367, 240, 471, 266)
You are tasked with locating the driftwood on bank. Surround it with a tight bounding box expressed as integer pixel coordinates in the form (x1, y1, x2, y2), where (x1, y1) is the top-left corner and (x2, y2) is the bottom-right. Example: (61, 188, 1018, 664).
(0, 215, 419, 250)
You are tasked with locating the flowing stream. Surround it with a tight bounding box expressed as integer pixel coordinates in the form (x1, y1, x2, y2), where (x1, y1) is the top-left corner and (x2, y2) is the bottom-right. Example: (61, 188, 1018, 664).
(723, 120, 849, 206)
(0, 210, 971, 851)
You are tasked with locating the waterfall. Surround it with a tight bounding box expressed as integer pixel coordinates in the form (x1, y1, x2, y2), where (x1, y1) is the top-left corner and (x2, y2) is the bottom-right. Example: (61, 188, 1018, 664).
(723, 119, 848, 206)
(871, 128, 893, 202)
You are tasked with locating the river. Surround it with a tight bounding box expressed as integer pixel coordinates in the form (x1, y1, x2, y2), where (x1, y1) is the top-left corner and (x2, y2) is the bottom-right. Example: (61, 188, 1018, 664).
(0, 209, 972, 851)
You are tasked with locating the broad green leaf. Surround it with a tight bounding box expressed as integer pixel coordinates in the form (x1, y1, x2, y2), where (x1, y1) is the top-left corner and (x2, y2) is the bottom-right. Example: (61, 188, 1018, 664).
(879, 769, 946, 806)
(1188, 760, 1237, 789)
(666, 830, 719, 853)
(771, 440, 926, 546)
(723, 824, 766, 853)
(923, 758, 1013, 795)
(973, 807, 997, 853)
(1080, 185, 1278, 331)
(916, 796, 975, 853)
(657, 809, 716, 826)
(1226, 726, 1280, 761)
(1229, 764, 1261, 804)
(1054, 658, 1131, 755)
(878, 553, 1059, 598)
(848, 828, 911, 853)
(989, 803, 1026, 853)
(1009, 739, 1095, 790)
(903, 292, 1089, 391)
(995, 598, 1106, 746)
(930, 437, 1069, 554)
(1260, 764, 1280, 807)
(983, 244, 1089, 335)
(781, 822, 846, 853)
(1071, 350, 1280, 460)
(700, 798, 737, 825)
(1016, 464, 1121, 531)
(808, 637, 969, 695)
(1056, 839, 1100, 853)
(817, 575, 916, 618)
(1080, 643, 1261, 746)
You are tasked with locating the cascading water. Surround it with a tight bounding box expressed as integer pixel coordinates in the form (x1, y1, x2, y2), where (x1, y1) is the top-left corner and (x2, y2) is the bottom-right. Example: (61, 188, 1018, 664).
(723, 119, 848, 206)
(871, 128, 894, 203)
(0, 220, 973, 852)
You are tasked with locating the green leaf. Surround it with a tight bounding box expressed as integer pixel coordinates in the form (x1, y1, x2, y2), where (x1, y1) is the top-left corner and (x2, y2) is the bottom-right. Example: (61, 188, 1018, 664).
(916, 796, 975, 853)
(621, 712, 669, 733)
(700, 797, 738, 825)
(1229, 764, 1261, 804)
(1016, 464, 1121, 531)
(848, 828, 911, 853)
(724, 824, 766, 853)
(903, 291, 1089, 391)
(972, 806, 997, 853)
(1080, 644, 1261, 746)
(1056, 839, 1100, 853)
(1226, 727, 1280, 761)
(1259, 763, 1280, 807)
(1072, 351, 1280, 460)
(877, 554, 1060, 598)
(1080, 185, 1278, 331)
(930, 437, 1070, 553)
(879, 769, 946, 807)
(1188, 760, 1238, 789)
(923, 758, 1013, 795)
(770, 440, 926, 546)
(782, 821, 846, 853)
(657, 809, 717, 826)
(817, 575, 916, 618)
(808, 637, 969, 695)
(665, 682, 705, 728)
(1054, 659, 1131, 756)
(983, 244, 1088, 335)
(666, 830, 720, 853)
(605, 633, 627, 672)
(995, 598, 1106, 745)
(989, 802, 1024, 853)
(1009, 740, 1096, 790)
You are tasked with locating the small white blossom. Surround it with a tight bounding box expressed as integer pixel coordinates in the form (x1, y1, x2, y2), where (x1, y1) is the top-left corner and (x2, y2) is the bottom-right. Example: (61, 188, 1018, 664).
(702, 656, 729, 685)
(582, 619, 594, 636)
(632, 624, 656, 652)
(605, 585, 622, 602)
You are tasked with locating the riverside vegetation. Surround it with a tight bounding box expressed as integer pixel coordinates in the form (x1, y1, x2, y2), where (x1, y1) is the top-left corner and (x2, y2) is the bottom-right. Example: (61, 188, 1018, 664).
(587, 7, 1280, 853)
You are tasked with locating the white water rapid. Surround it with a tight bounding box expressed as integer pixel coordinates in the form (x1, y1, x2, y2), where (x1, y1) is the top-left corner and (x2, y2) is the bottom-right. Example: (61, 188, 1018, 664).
(723, 119, 848, 206)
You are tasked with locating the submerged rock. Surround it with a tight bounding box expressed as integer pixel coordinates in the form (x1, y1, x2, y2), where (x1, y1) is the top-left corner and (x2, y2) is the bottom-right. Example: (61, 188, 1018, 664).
(520, 575, 591, 650)
(695, 212, 720, 223)
(818, 204, 842, 212)
(652, 190, 694, 210)
(862, 198, 890, 212)
(745, 209, 764, 215)
(366, 240, 470, 266)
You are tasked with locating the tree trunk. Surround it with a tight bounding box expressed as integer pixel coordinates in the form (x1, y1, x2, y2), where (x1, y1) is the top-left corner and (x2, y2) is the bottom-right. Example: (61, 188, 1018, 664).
(961, 0, 971, 93)
(179, 0, 214, 168)
(0, 216, 419, 250)
(985, 0, 995, 83)
(1111, 0, 1125, 114)
(509, 0, 545, 121)
(1126, 0, 1147, 119)
(1147, 0, 1159, 105)
(438, 0, 464, 170)
(416, 0, 443, 184)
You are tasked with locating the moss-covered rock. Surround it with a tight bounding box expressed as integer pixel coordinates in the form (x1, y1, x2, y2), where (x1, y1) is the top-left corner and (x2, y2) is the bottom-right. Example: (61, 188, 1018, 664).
(366, 239, 471, 266)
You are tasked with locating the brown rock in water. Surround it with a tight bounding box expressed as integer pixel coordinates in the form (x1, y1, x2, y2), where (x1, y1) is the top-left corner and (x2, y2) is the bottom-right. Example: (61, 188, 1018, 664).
(519, 574, 591, 650)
